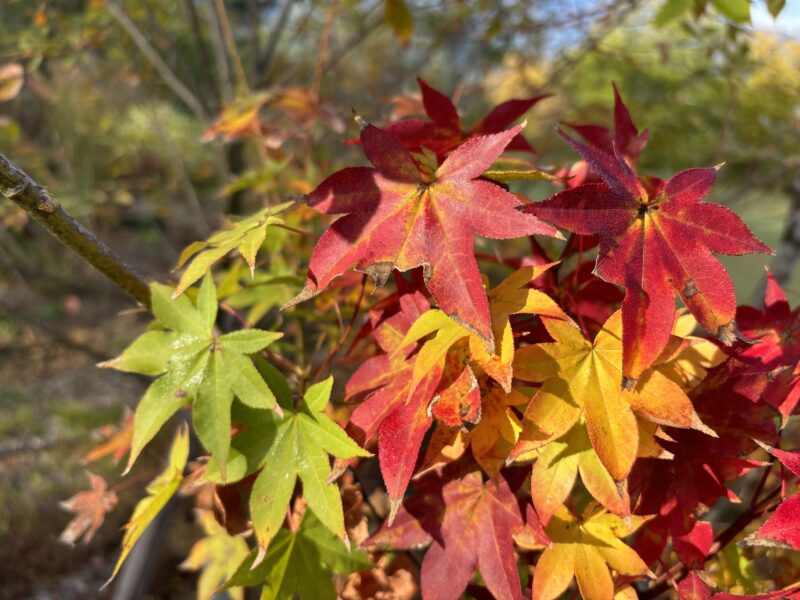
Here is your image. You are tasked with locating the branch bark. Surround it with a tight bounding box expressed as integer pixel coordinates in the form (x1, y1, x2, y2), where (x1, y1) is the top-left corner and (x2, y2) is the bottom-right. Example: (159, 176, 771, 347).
(0, 153, 151, 307)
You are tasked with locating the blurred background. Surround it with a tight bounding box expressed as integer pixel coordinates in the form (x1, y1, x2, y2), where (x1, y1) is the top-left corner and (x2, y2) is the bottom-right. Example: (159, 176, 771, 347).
(0, 0, 798, 597)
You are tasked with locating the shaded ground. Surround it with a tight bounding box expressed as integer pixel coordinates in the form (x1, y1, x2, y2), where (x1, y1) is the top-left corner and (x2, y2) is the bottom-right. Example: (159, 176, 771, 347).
(0, 226, 200, 599)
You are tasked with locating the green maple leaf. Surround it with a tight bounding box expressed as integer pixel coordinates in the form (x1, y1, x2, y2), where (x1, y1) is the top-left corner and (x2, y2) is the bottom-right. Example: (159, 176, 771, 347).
(180, 509, 250, 600)
(225, 508, 372, 600)
(173, 201, 294, 296)
(206, 375, 370, 548)
(103, 273, 283, 477)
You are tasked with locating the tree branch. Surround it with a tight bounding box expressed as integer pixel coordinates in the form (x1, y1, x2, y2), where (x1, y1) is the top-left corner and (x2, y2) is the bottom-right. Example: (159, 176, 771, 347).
(107, 0, 208, 121)
(0, 154, 151, 307)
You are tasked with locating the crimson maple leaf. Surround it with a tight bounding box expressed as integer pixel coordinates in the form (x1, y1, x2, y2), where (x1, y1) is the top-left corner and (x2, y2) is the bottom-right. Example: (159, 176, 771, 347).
(345, 286, 443, 516)
(526, 129, 772, 382)
(366, 469, 526, 600)
(742, 444, 800, 551)
(289, 121, 559, 347)
(560, 82, 649, 189)
(678, 571, 800, 599)
(380, 77, 548, 158)
(733, 271, 800, 423)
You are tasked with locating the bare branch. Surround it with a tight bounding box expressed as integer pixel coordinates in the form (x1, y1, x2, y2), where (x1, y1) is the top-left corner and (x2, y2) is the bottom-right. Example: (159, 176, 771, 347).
(0, 154, 151, 308)
(214, 0, 252, 94)
(107, 0, 208, 121)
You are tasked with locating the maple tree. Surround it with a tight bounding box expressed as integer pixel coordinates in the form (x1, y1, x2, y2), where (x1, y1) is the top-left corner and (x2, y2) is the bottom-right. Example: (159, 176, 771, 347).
(34, 77, 799, 599)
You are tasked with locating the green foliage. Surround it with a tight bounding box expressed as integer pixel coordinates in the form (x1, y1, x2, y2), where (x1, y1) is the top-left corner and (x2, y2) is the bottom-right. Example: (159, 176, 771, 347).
(180, 510, 250, 600)
(226, 508, 372, 600)
(103, 273, 282, 474)
(206, 375, 370, 549)
(173, 201, 294, 296)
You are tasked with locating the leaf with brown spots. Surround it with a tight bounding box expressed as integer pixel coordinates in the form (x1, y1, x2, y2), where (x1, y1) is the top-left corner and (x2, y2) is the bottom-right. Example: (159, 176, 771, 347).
(527, 130, 772, 382)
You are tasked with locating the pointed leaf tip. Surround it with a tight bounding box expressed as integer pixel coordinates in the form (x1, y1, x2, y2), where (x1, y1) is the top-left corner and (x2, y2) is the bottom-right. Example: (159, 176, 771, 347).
(387, 498, 402, 526)
(352, 110, 368, 131)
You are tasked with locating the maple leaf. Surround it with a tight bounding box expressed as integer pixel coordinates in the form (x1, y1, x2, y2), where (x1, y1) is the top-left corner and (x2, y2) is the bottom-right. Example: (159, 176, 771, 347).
(527, 130, 772, 382)
(741, 444, 800, 551)
(83, 408, 134, 465)
(734, 271, 800, 423)
(373, 78, 548, 158)
(106, 425, 189, 584)
(401, 263, 568, 393)
(225, 508, 373, 600)
(469, 388, 526, 480)
(179, 510, 250, 600)
(205, 376, 369, 549)
(288, 121, 559, 348)
(368, 470, 526, 600)
(513, 311, 713, 481)
(532, 503, 650, 600)
(560, 83, 649, 189)
(519, 421, 631, 525)
(59, 472, 118, 546)
(344, 286, 444, 516)
(172, 201, 293, 296)
(102, 274, 282, 476)
(677, 571, 800, 599)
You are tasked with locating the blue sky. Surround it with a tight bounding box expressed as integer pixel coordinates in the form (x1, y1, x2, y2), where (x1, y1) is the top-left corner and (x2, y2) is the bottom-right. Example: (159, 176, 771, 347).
(752, 1, 800, 36)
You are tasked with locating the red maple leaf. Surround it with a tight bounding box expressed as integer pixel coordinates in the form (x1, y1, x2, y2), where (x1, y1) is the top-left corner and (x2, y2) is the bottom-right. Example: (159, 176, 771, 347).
(733, 271, 800, 422)
(743, 443, 800, 551)
(678, 571, 800, 599)
(378, 78, 548, 159)
(366, 469, 526, 600)
(526, 129, 772, 382)
(560, 82, 649, 189)
(290, 122, 559, 347)
(345, 286, 443, 515)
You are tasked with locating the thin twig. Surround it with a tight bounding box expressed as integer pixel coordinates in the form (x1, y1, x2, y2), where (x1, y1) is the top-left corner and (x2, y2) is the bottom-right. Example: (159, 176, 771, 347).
(214, 0, 251, 94)
(183, 0, 221, 109)
(257, 0, 295, 86)
(0, 154, 151, 307)
(311, 0, 337, 100)
(106, 0, 208, 121)
(205, 0, 234, 102)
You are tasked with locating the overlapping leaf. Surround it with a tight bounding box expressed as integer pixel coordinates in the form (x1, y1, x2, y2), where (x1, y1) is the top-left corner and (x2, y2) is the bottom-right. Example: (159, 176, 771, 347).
(380, 78, 549, 157)
(288, 122, 559, 348)
(179, 510, 250, 600)
(560, 83, 649, 189)
(527, 130, 772, 381)
(368, 470, 525, 600)
(173, 201, 293, 296)
(400, 263, 568, 393)
(346, 287, 444, 515)
(734, 271, 800, 423)
(513, 311, 713, 481)
(103, 274, 282, 476)
(532, 503, 650, 600)
(206, 376, 369, 549)
(106, 425, 189, 584)
(226, 508, 372, 600)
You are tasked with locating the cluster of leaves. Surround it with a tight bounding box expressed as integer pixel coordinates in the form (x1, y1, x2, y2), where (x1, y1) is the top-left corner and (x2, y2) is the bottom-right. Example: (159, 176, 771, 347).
(61, 78, 800, 599)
